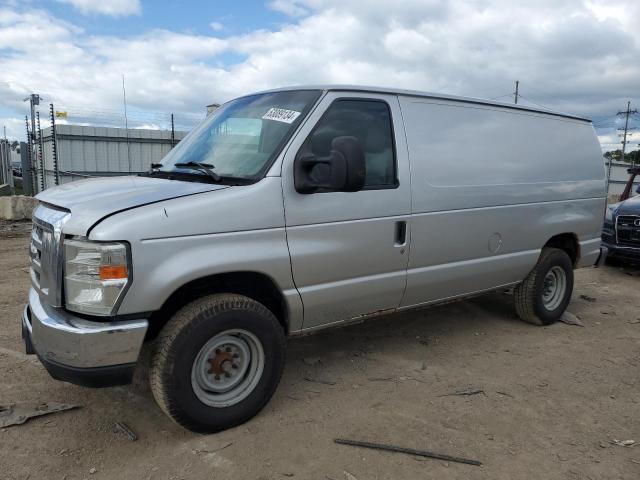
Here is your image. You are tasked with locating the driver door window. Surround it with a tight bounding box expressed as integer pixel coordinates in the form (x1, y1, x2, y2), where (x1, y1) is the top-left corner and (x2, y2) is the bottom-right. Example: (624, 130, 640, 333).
(303, 99, 397, 188)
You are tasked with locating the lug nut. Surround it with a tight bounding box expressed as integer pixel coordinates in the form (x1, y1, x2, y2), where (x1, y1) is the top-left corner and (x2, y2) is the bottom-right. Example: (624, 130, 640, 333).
(225, 347, 231, 352)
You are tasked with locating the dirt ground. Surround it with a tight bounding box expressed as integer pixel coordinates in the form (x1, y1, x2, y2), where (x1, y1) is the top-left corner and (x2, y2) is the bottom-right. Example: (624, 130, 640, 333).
(1, 220, 639, 480)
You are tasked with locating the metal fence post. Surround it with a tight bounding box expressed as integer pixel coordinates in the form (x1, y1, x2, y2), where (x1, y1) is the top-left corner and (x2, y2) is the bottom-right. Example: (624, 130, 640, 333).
(0, 140, 14, 193)
(6, 141, 15, 195)
(171, 113, 175, 148)
(20, 142, 32, 196)
(0, 140, 5, 185)
(36, 111, 45, 191)
(25, 116, 37, 194)
(0, 140, 7, 188)
(50, 104, 60, 186)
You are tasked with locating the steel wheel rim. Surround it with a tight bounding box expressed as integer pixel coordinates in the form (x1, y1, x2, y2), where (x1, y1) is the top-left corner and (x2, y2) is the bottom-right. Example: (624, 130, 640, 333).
(191, 329, 265, 408)
(542, 266, 566, 311)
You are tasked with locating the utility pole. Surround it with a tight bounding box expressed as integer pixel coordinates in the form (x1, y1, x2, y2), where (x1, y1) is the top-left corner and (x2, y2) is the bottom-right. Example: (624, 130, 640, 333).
(617, 101, 638, 165)
(514, 80, 519, 105)
(23, 94, 39, 144)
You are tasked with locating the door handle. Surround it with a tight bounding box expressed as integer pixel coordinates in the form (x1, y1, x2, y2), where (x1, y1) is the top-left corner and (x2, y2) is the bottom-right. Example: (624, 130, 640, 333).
(394, 221, 407, 247)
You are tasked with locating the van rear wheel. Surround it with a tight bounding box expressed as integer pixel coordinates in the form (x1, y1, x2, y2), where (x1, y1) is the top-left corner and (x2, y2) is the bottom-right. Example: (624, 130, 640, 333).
(150, 294, 286, 433)
(514, 247, 573, 325)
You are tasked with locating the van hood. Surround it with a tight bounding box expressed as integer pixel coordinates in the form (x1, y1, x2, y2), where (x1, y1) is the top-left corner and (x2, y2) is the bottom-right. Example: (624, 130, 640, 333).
(36, 176, 227, 235)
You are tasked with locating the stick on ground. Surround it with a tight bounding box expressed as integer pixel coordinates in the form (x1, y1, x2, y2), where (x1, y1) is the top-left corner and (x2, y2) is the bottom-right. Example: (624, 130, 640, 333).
(334, 438, 482, 467)
(114, 421, 138, 442)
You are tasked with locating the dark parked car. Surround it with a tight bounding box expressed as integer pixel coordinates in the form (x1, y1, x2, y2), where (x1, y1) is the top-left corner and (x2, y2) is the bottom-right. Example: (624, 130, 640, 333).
(11, 162, 22, 177)
(602, 190, 640, 263)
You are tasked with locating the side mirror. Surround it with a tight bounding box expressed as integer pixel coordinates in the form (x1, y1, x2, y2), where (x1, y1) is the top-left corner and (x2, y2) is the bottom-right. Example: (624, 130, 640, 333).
(294, 136, 366, 194)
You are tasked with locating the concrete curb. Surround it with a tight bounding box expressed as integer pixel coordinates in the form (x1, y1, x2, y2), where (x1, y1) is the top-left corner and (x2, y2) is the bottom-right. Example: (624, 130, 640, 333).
(0, 195, 38, 220)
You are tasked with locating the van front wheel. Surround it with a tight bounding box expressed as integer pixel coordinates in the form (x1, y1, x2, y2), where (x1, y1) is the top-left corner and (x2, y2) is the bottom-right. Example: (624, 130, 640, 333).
(150, 294, 286, 433)
(514, 247, 574, 325)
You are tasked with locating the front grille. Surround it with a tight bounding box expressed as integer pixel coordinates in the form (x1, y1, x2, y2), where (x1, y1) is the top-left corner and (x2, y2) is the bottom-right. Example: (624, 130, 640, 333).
(29, 224, 45, 289)
(616, 215, 640, 248)
(29, 204, 71, 307)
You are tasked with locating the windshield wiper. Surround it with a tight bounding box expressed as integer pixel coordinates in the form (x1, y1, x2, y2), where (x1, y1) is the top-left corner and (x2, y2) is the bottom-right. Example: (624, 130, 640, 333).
(174, 161, 222, 182)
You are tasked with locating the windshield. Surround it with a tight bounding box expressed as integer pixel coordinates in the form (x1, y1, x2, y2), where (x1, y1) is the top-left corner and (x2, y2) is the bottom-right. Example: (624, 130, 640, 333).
(158, 90, 321, 181)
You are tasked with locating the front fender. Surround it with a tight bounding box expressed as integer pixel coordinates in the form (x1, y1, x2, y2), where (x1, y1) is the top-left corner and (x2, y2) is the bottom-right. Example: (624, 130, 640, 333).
(120, 227, 301, 329)
(87, 177, 304, 331)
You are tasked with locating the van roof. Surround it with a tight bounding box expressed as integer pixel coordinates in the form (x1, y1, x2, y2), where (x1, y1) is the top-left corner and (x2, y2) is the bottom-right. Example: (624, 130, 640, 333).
(253, 84, 591, 123)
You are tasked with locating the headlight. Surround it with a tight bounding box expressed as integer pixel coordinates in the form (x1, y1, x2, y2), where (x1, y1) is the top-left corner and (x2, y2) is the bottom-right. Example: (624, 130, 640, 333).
(64, 239, 130, 316)
(605, 207, 614, 222)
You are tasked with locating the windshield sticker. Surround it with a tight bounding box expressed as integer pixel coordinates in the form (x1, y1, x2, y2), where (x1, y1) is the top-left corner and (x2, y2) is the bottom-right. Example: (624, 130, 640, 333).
(262, 108, 301, 124)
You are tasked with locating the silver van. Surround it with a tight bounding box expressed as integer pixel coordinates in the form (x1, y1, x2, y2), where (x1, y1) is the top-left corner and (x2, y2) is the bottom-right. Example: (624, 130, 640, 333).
(22, 85, 607, 432)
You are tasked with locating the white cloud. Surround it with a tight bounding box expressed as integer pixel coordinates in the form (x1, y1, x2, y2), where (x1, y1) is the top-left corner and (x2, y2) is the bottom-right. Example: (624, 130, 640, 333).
(268, 0, 310, 17)
(597, 133, 620, 149)
(0, 0, 638, 152)
(210, 22, 224, 31)
(0, 116, 27, 142)
(55, 0, 141, 17)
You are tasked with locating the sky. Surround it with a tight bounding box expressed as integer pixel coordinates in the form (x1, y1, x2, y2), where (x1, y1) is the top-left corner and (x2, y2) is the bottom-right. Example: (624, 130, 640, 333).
(0, 0, 639, 152)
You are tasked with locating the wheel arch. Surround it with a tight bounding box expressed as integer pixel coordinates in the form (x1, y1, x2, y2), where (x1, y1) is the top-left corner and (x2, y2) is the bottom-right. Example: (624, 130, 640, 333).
(147, 271, 290, 338)
(543, 232, 580, 267)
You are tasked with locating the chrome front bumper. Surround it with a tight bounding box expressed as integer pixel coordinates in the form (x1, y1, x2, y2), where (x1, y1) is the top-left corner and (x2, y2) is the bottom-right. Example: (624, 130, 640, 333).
(22, 288, 148, 386)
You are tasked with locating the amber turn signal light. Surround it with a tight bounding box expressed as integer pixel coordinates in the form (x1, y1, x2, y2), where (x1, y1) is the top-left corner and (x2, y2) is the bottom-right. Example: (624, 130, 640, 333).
(99, 265, 128, 280)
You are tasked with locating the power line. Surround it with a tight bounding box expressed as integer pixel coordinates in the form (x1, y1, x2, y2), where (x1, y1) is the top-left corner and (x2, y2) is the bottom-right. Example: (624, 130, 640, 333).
(617, 101, 639, 165)
(605, 101, 639, 195)
(492, 82, 553, 110)
(488, 94, 512, 101)
(464, 85, 513, 98)
(591, 113, 620, 121)
(519, 83, 554, 98)
(592, 120, 620, 128)
(517, 95, 552, 111)
(53, 104, 203, 130)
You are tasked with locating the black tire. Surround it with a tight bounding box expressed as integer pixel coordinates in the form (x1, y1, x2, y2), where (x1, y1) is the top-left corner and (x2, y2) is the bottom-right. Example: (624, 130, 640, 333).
(514, 247, 574, 325)
(150, 293, 286, 433)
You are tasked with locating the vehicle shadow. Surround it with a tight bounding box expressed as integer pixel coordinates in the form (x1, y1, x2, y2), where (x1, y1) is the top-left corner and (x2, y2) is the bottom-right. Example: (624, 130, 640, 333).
(130, 291, 521, 400)
(604, 257, 640, 275)
(282, 291, 523, 386)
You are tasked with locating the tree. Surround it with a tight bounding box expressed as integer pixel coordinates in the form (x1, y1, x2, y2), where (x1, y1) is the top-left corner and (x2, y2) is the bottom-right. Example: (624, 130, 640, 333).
(604, 148, 639, 163)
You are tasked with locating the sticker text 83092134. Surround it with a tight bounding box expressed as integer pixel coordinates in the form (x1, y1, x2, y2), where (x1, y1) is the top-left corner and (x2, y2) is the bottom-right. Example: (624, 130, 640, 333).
(262, 108, 301, 124)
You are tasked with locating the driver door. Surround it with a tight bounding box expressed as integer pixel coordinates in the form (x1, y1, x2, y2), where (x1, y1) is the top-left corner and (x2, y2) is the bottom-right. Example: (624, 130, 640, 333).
(281, 92, 411, 330)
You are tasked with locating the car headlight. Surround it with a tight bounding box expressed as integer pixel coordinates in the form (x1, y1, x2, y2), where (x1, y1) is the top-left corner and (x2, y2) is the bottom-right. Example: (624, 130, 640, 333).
(605, 207, 614, 222)
(64, 239, 130, 316)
